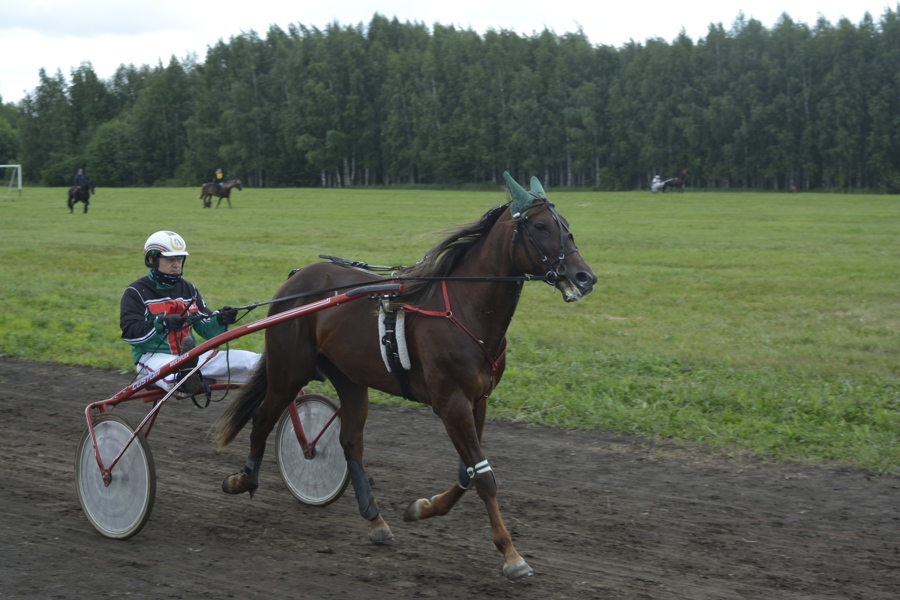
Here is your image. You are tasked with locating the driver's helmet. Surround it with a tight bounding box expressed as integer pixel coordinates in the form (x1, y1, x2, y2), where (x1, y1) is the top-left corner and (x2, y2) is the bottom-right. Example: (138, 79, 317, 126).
(143, 231, 189, 268)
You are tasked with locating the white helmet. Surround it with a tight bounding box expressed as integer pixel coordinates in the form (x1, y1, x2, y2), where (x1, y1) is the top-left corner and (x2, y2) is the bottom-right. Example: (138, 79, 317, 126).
(144, 231, 189, 267)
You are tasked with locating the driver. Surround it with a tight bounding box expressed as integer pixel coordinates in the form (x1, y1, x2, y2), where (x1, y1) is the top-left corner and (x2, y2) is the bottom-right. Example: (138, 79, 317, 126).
(120, 230, 260, 397)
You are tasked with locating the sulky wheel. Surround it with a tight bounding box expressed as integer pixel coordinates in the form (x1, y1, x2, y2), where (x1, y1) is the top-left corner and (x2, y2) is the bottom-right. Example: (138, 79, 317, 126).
(276, 394, 349, 506)
(74, 414, 156, 539)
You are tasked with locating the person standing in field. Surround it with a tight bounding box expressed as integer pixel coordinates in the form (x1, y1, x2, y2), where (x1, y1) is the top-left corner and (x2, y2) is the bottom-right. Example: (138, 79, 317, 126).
(120, 230, 260, 398)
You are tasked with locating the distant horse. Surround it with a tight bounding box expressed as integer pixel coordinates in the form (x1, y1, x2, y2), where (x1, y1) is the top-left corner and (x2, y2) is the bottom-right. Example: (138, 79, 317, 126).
(212, 172, 598, 580)
(199, 179, 242, 208)
(663, 170, 688, 193)
(67, 181, 95, 213)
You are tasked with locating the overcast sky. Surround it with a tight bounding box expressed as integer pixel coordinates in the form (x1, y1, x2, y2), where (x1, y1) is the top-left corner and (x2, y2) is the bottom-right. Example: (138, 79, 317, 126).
(1, 1, 896, 104)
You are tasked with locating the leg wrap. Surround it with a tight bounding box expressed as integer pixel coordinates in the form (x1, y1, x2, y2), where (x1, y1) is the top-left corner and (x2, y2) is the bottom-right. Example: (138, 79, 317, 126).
(242, 453, 263, 485)
(348, 459, 379, 520)
(458, 458, 495, 490)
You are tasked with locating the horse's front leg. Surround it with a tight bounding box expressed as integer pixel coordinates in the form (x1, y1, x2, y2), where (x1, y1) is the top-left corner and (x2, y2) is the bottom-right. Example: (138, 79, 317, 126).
(476, 471, 533, 580)
(409, 394, 533, 580)
(403, 397, 488, 520)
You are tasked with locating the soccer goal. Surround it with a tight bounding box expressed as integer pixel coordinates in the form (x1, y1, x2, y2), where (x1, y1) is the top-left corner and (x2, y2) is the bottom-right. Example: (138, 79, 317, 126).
(2, 164, 22, 196)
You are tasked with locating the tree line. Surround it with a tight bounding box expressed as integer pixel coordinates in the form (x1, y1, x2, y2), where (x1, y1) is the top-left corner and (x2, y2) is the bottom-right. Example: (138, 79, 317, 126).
(1, 9, 899, 192)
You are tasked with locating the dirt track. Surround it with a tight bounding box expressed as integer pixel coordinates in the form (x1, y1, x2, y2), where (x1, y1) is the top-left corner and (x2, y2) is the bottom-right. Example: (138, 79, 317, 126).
(1, 357, 898, 599)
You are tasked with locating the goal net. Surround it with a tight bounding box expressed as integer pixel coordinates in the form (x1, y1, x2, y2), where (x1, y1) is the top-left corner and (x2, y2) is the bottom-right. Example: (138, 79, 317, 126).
(2, 164, 22, 196)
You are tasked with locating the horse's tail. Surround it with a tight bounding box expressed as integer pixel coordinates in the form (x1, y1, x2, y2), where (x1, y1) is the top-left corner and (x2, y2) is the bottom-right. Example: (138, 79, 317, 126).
(211, 354, 268, 448)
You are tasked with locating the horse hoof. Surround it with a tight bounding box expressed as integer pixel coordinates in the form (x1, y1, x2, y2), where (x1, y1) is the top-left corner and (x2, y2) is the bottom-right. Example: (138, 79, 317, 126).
(368, 525, 395, 545)
(403, 498, 428, 522)
(502, 560, 534, 581)
(221, 472, 258, 497)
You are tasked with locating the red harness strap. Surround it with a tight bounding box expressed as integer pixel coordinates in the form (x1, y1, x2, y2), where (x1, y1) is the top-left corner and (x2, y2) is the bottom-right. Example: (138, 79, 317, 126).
(402, 281, 507, 404)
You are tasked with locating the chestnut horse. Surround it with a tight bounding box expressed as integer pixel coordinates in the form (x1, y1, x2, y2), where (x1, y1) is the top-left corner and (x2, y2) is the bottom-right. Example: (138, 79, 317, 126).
(199, 179, 242, 208)
(212, 172, 597, 580)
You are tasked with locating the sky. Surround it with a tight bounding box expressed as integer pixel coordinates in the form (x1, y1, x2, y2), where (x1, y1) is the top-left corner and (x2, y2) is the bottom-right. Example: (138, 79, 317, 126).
(1, 0, 896, 104)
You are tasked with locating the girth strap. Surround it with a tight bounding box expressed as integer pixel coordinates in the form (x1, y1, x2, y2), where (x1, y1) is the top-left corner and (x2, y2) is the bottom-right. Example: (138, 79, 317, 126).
(380, 310, 416, 401)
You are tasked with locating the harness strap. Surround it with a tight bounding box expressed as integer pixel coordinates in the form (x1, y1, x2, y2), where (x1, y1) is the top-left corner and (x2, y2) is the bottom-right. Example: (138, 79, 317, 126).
(380, 310, 416, 401)
(403, 281, 506, 404)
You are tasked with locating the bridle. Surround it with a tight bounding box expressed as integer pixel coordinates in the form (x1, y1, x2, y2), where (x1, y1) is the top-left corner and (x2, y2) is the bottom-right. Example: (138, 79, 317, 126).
(512, 200, 580, 286)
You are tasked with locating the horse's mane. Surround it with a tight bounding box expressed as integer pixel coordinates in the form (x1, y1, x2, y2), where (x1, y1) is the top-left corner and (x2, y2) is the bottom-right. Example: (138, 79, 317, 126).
(385, 204, 508, 310)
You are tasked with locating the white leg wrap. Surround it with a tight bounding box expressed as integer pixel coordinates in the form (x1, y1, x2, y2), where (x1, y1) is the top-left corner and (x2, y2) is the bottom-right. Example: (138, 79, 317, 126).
(459, 459, 493, 489)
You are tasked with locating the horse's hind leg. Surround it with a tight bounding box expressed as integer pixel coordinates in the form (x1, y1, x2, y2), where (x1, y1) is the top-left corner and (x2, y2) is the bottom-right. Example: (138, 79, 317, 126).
(326, 369, 394, 544)
(221, 355, 309, 497)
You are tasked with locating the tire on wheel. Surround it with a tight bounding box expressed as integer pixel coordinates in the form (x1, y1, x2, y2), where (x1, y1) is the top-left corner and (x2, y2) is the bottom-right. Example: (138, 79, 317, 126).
(276, 393, 349, 506)
(75, 414, 156, 539)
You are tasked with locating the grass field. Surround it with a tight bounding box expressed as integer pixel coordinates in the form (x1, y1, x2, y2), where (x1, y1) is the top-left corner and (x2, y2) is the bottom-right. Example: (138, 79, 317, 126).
(1, 186, 898, 473)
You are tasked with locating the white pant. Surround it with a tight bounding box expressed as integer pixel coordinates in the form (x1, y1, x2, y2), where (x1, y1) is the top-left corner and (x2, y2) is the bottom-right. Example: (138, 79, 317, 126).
(136, 349, 261, 391)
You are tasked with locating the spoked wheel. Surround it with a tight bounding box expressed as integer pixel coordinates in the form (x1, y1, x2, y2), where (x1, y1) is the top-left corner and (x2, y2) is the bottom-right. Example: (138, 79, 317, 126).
(276, 394, 348, 506)
(75, 414, 156, 539)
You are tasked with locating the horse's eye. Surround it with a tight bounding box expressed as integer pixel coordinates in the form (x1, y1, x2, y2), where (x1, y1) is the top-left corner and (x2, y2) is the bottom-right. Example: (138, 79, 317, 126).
(534, 222, 547, 231)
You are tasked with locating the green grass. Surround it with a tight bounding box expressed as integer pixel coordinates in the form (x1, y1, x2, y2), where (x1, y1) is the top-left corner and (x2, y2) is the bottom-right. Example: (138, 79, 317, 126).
(2, 187, 898, 473)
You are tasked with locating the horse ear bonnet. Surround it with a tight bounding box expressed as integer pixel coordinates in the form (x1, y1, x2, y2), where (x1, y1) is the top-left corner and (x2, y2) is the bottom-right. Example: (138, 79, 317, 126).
(503, 171, 547, 219)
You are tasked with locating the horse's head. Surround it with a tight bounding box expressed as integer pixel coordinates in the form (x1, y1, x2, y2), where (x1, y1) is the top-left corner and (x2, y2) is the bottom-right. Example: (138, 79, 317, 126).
(234, 180, 243, 191)
(503, 172, 597, 302)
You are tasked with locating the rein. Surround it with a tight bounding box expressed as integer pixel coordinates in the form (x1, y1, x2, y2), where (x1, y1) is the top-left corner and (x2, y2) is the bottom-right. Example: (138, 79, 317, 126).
(317, 254, 553, 284)
(230, 270, 553, 314)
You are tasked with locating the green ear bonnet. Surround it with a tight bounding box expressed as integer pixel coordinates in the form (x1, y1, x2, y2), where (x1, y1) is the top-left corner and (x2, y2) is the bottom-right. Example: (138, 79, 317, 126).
(503, 171, 547, 219)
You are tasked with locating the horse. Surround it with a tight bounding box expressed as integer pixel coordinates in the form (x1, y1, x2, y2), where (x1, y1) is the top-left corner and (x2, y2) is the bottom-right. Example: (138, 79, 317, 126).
(662, 170, 688, 193)
(199, 179, 242, 208)
(212, 172, 598, 580)
(67, 181, 95, 213)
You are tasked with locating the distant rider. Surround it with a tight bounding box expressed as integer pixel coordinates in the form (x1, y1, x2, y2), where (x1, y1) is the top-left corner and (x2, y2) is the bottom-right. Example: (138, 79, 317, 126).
(214, 168, 224, 192)
(74, 168, 88, 189)
(120, 230, 260, 397)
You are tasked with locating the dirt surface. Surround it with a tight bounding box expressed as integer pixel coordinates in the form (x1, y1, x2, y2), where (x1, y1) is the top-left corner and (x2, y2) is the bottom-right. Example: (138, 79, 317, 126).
(1, 357, 898, 599)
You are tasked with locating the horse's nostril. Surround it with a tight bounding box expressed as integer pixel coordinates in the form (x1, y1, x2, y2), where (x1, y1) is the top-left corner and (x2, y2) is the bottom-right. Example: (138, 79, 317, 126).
(573, 270, 598, 288)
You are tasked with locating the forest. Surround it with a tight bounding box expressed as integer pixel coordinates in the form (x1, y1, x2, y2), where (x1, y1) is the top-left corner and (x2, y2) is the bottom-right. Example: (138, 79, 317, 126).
(0, 9, 899, 191)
